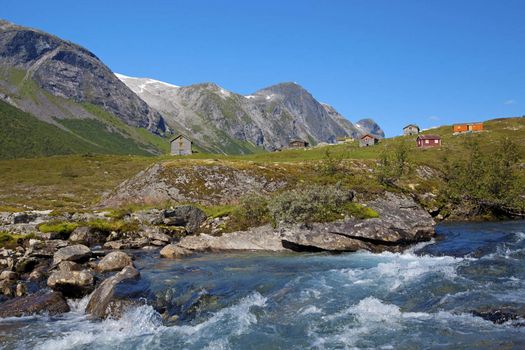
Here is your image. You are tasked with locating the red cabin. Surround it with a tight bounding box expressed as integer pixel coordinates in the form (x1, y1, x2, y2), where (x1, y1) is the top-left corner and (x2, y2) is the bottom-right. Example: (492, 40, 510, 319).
(417, 135, 441, 148)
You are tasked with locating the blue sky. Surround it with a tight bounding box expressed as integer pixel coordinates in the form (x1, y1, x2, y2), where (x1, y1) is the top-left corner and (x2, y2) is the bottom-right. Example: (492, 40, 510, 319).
(3, 0, 524, 136)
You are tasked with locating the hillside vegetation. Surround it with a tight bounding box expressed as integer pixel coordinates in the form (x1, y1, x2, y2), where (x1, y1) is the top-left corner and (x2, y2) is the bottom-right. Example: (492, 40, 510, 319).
(0, 116, 523, 219)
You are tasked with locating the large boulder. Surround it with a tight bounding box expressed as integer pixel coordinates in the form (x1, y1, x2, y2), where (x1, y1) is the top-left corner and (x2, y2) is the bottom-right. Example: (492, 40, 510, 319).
(85, 265, 141, 319)
(69, 226, 107, 246)
(53, 244, 91, 265)
(160, 244, 192, 258)
(163, 206, 207, 233)
(47, 269, 95, 298)
(96, 251, 132, 272)
(280, 192, 435, 252)
(177, 225, 287, 252)
(0, 291, 70, 317)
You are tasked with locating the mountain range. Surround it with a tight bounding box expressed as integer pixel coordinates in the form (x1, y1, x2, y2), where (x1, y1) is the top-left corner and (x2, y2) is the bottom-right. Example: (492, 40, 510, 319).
(0, 19, 384, 158)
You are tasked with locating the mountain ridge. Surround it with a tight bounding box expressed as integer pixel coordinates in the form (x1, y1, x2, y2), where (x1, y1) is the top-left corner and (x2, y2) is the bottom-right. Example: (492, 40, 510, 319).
(117, 74, 385, 153)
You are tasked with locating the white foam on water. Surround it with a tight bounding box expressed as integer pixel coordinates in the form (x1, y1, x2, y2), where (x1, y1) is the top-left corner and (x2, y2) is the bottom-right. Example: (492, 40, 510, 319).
(300, 305, 323, 315)
(311, 296, 499, 349)
(337, 249, 465, 292)
(35, 305, 164, 350)
(32, 292, 266, 350)
(171, 292, 266, 336)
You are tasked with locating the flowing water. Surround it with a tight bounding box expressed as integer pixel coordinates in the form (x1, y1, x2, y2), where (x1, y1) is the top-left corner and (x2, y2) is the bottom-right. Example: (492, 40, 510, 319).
(1, 221, 525, 349)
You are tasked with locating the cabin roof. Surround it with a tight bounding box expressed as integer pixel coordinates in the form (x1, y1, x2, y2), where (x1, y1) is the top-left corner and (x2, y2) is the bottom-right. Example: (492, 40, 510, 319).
(170, 134, 191, 143)
(360, 133, 376, 139)
(403, 124, 420, 129)
(453, 122, 483, 125)
(417, 134, 441, 140)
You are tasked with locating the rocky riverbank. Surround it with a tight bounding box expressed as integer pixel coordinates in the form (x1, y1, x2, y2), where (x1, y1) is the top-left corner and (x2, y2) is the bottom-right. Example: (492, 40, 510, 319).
(0, 192, 435, 319)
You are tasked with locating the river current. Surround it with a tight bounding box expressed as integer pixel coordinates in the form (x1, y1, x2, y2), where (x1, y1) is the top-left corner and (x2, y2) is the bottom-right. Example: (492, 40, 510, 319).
(1, 220, 525, 349)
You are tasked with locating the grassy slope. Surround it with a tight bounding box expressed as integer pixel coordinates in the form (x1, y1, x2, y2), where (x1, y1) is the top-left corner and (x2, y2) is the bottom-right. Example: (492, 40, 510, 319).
(0, 100, 106, 159)
(0, 116, 523, 211)
(0, 67, 170, 158)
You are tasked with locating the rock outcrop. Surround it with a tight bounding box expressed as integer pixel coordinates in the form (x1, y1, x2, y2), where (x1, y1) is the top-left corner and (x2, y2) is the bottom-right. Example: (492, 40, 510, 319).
(98, 161, 289, 207)
(0, 20, 165, 134)
(174, 193, 435, 253)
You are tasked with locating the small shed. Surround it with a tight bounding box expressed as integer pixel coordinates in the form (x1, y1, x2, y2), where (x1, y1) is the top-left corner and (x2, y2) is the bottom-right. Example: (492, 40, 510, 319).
(403, 124, 420, 136)
(417, 134, 441, 148)
(170, 135, 192, 155)
(288, 139, 310, 148)
(453, 122, 484, 134)
(359, 134, 378, 147)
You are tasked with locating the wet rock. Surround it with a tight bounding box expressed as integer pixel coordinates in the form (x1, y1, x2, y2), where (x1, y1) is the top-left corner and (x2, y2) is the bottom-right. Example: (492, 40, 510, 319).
(96, 251, 133, 272)
(57, 261, 82, 272)
(15, 283, 25, 297)
(47, 269, 95, 298)
(86, 265, 141, 319)
(35, 231, 67, 240)
(0, 270, 18, 280)
(141, 226, 171, 244)
(103, 241, 130, 250)
(163, 206, 207, 233)
(15, 257, 39, 273)
(27, 239, 69, 258)
(472, 308, 525, 326)
(53, 244, 91, 265)
(28, 266, 48, 281)
(0, 291, 70, 317)
(160, 244, 192, 258)
(0, 279, 15, 296)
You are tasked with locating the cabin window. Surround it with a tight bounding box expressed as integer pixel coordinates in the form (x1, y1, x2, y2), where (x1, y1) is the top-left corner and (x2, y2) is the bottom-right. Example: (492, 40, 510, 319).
(434, 140, 438, 144)
(425, 140, 429, 144)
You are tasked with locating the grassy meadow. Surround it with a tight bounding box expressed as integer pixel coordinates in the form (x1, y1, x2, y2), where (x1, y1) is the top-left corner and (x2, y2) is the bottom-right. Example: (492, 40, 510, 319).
(0, 116, 523, 213)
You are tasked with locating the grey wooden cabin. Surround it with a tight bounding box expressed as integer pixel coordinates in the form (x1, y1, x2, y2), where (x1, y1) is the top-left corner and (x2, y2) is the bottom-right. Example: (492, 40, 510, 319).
(359, 134, 378, 147)
(403, 124, 420, 136)
(170, 135, 192, 155)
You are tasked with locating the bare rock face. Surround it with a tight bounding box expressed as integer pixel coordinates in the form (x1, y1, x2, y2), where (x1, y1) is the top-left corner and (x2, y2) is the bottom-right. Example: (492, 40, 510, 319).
(96, 251, 133, 273)
(118, 75, 370, 153)
(86, 266, 141, 319)
(52, 244, 91, 265)
(98, 162, 288, 207)
(47, 269, 95, 298)
(163, 206, 207, 233)
(0, 291, 70, 317)
(0, 20, 166, 134)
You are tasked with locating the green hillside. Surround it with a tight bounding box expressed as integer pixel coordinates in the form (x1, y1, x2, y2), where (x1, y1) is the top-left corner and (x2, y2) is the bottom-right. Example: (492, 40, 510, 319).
(0, 100, 169, 159)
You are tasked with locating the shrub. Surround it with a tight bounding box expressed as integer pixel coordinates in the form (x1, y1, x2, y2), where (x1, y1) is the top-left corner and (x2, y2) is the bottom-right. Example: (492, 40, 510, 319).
(38, 221, 79, 235)
(0, 231, 34, 248)
(86, 219, 140, 233)
(268, 184, 357, 225)
(227, 195, 270, 231)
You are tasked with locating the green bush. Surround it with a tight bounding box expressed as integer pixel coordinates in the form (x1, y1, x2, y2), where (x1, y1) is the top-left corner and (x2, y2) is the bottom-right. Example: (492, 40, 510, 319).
(86, 219, 140, 233)
(227, 195, 270, 231)
(0, 231, 34, 248)
(268, 184, 359, 225)
(38, 221, 79, 235)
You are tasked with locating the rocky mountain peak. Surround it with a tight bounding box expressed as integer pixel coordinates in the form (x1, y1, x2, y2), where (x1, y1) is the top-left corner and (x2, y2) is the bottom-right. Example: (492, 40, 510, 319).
(0, 20, 166, 134)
